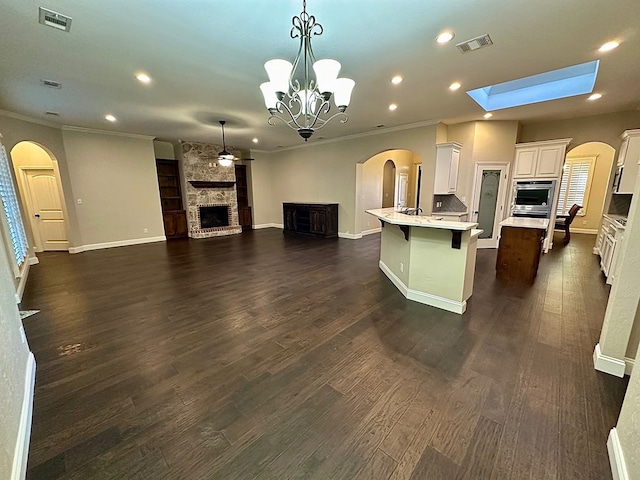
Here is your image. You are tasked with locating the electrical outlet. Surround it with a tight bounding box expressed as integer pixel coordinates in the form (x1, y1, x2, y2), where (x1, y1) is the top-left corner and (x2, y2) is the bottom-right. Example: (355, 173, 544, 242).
(77, 198, 82, 205)
(143, 228, 148, 234)
(583, 220, 587, 225)
(400, 262, 404, 273)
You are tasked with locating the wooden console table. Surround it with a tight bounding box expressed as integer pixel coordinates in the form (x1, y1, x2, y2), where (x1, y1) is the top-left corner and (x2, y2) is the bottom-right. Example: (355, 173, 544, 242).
(283, 203, 338, 238)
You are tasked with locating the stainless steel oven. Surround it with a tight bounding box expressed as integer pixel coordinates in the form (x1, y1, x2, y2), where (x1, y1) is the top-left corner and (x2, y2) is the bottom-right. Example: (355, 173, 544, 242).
(511, 180, 556, 218)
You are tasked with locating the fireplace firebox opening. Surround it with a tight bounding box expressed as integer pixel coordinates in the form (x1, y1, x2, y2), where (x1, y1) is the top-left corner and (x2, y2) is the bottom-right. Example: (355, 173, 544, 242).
(199, 205, 230, 229)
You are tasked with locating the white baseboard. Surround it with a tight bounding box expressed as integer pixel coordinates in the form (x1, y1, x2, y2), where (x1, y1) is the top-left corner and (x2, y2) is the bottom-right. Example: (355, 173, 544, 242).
(361, 227, 382, 236)
(570, 228, 598, 235)
(15, 262, 30, 304)
(69, 235, 166, 254)
(593, 343, 626, 377)
(379, 260, 466, 314)
(593, 247, 600, 255)
(624, 356, 634, 376)
(338, 232, 362, 239)
(607, 428, 629, 480)
(11, 352, 36, 480)
(253, 223, 283, 230)
(28, 256, 39, 266)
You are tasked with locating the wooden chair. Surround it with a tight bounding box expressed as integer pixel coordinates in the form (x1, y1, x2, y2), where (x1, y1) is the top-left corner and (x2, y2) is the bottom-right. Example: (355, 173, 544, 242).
(555, 204, 581, 244)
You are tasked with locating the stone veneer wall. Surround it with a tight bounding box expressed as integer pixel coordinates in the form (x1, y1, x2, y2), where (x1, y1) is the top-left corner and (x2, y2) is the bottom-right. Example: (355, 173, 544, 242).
(181, 141, 242, 238)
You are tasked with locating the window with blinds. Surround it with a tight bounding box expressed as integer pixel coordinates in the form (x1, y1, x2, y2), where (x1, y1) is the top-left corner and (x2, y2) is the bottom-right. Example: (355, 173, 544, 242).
(556, 156, 595, 216)
(0, 144, 29, 267)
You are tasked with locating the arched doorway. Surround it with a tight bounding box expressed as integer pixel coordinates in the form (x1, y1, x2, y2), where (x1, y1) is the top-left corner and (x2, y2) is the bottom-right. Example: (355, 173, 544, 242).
(382, 159, 396, 208)
(562, 142, 615, 234)
(355, 149, 422, 237)
(10, 141, 70, 252)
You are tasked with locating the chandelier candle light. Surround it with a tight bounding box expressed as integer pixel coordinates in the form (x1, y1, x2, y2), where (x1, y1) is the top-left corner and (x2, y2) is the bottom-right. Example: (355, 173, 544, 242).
(259, 0, 355, 141)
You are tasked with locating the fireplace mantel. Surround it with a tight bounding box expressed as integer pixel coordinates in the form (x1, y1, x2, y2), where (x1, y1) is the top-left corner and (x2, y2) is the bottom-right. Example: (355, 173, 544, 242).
(188, 181, 235, 188)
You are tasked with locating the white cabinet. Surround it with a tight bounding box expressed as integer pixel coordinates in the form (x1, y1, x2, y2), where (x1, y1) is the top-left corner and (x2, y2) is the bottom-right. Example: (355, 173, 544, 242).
(597, 215, 625, 284)
(616, 129, 640, 194)
(513, 139, 571, 179)
(434, 142, 462, 194)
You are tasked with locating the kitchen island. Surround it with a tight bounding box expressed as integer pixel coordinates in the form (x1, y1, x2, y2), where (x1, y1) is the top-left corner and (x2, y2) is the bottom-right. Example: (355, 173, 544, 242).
(366, 208, 482, 314)
(496, 217, 550, 284)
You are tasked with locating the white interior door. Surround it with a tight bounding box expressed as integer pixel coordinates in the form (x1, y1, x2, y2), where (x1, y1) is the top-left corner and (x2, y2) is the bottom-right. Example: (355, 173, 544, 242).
(24, 169, 69, 251)
(396, 173, 408, 208)
(470, 163, 510, 249)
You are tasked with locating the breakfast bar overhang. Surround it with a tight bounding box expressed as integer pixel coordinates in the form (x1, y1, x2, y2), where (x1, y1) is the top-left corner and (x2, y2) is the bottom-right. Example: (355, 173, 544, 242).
(366, 208, 482, 314)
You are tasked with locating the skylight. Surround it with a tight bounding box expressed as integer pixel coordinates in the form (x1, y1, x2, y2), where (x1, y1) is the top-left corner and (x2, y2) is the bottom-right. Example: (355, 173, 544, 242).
(466, 60, 599, 111)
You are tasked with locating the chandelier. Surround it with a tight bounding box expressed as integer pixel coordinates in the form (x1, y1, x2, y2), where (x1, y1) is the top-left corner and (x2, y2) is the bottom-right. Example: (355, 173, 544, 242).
(259, 0, 355, 141)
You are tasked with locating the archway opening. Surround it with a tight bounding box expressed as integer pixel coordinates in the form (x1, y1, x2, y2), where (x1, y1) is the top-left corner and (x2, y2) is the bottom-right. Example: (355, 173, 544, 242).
(10, 141, 70, 252)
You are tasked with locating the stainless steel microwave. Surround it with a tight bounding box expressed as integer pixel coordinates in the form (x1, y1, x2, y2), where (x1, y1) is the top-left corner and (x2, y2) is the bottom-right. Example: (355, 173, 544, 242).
(511, 180, 556, 218)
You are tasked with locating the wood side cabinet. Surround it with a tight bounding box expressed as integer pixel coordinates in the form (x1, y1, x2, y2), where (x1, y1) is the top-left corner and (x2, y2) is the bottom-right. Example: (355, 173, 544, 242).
(283, 203, 338, 238)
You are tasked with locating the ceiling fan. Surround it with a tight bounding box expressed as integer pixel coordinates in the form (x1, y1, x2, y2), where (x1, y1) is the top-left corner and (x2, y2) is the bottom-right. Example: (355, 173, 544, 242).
(216, 120, 254, 166)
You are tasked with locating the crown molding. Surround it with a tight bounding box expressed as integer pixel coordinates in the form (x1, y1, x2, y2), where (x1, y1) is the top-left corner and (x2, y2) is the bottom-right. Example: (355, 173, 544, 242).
(0, 109, 60, 129)
(61, 125, 156, 140)
(252, 119, 442, 154)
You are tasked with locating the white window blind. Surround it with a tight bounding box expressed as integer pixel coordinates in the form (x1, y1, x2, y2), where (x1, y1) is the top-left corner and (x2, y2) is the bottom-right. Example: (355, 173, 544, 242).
(0, 144, 29, 266)
(556, 157, 595, 216)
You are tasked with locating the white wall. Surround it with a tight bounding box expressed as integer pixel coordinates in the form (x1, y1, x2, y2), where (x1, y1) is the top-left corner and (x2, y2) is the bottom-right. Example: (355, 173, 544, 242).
(0, 226, 32, 477)
(61, 128, 165, 247)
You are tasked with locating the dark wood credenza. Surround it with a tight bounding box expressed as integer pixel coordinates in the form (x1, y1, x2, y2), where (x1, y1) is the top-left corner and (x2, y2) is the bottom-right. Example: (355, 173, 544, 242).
(283, 203, 338, 238)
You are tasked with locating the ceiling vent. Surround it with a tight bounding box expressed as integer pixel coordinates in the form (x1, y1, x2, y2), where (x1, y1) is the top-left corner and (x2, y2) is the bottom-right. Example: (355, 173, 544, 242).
(39, 7, 72, 32)
(456, 34, 493, 53)
(40, 79, 62, 89)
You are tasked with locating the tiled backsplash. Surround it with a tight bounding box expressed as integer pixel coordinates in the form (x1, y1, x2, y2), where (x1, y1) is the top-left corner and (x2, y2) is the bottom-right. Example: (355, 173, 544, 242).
(432, 194, 467, 213)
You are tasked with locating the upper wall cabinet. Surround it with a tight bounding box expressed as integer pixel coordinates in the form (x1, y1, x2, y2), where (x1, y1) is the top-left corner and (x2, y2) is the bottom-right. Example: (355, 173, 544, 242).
(616, 129, 640, 194)
(434, 142, 462, 194)
(513, 139, 572, 179)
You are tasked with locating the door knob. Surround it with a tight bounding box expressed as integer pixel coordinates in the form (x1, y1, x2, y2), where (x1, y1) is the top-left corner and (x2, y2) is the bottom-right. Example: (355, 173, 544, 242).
(34, 213, 40, 218)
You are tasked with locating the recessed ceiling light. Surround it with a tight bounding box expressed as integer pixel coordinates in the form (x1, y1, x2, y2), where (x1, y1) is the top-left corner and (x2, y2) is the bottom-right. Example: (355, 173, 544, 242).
(388, 104, 398, 111)
(599, 41, 620, 52)
(105, 114, 117, 122)
(449, 82, 461, 91)
(135, 73, 151, 84)
(391, 75, 403, 85)
(588, 93, 602, 101)
(483, 113, 493, 119)
(436, 31, 455, 44)
(252, 138, 259, 143)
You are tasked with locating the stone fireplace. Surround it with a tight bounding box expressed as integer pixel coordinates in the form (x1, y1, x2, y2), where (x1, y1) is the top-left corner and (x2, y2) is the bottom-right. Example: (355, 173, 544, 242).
(181, 141, 242, 238)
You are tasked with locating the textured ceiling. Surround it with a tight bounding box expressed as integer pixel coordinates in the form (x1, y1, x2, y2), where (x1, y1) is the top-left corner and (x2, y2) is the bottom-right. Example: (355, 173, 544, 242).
(0, 0, 639, 151)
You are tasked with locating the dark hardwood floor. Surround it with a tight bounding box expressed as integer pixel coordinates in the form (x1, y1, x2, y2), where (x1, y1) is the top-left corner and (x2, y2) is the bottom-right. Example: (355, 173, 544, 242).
(21, 229, 628, 479)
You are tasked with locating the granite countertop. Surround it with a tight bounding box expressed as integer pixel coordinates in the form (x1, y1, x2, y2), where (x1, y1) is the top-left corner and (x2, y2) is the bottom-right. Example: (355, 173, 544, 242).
(433, 211, 468, 216)
(365, 208, 479, 231)
(499, 217, 550, 229)
(603, 214, 627, 228)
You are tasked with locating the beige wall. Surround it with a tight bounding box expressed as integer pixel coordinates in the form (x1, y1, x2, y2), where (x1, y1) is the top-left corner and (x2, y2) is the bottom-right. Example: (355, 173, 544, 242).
(448, 121, 519, 209)
(0, 226, 31, 477)
(0, 114, 82, 246)
(250, 124, 440, 235)
(565, 142, 615, 232)
(627, 300, 640, 360)
(520, 111, 640, 147)
(61, 129, 165, 246)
